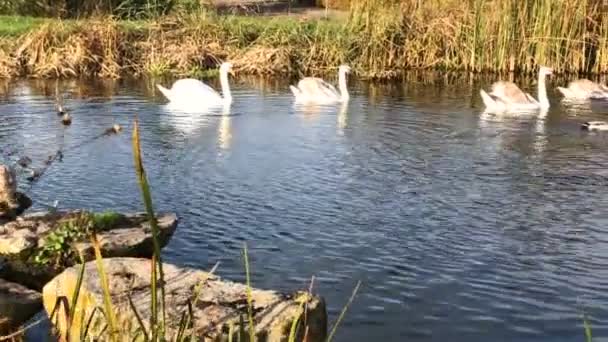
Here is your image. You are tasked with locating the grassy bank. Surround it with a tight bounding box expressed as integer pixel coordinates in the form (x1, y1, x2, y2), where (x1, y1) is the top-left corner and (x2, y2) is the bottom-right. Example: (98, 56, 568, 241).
(0, 0, 607, 79)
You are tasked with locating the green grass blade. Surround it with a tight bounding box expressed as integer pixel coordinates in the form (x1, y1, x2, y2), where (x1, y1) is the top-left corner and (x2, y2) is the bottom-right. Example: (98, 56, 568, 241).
(78, 300, 87, 341)
(91, 233, 118, 342)
(287, 304, 303, 342)
(584, 314, 592, 342)
(132, 117, 166, 339)
(128, 293, 149, 341)
(48, 296, 68, 328)
(228, 322, 234, 342)
(149, 255, 159, 341)
(187, 262, 220, 341)
(327, 280, 361, 342)
(238, 314, 246, 342)
(174, 309, 189, 342)
(68, 251, 87, 333)
(243, 243, 255, 342)
(82, 307, 99, 341)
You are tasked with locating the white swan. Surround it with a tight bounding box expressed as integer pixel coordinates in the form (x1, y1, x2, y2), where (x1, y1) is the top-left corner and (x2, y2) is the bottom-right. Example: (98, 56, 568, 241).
(480, 66, 553, 112)
(290, 65, 351, 104)
(157, 62, 233, 107)
(557, 79, 608, 100)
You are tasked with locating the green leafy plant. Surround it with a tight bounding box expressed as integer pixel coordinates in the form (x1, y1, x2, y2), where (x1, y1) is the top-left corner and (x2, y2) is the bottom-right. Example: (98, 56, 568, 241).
(33, 213, 93, 266)
(32, 211, 124, 266)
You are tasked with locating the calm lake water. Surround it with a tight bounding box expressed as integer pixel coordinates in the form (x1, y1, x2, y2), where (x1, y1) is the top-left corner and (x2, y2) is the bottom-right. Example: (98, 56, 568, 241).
(1, 74, 608, 341)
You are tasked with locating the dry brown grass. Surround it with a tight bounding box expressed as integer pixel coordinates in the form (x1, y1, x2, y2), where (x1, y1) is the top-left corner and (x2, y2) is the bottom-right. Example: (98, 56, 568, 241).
(232, 46, 293, 75)
(0, 41, 19, 78)
(10, 19, 123, 78)
(1, 0, 607, 79)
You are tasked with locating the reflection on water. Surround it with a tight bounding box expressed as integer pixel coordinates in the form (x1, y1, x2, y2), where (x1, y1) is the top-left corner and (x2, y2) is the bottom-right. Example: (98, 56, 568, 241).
(218, 114, 232, 150)
(2, 75, 608, 342)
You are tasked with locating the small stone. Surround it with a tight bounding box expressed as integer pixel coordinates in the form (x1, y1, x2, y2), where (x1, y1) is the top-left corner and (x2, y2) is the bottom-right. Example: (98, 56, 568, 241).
(16, 156, 32, 168)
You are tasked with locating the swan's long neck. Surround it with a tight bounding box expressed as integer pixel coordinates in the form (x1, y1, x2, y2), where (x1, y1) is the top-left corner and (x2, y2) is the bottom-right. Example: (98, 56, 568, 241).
(339, 70, 349, 102)
(537, 72, 549, 108)
(220, 69, 232, 103)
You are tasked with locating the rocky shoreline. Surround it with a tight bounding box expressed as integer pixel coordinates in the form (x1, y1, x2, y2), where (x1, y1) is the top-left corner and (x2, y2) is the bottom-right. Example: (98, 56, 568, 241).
(0, 163, 327, 340)
(0, 211, 178, 290)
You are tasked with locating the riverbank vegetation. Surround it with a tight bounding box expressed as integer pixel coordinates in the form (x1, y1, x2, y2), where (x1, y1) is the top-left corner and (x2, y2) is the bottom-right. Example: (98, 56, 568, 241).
(0, 0, 606, 79)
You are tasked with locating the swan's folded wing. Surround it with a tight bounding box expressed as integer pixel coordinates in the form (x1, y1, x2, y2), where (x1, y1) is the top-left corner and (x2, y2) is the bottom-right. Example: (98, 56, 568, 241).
(316, 79, 340, 98)
(297, 78, 320, 96)
(480, 89, 507, 107)
(566, 80, 608, 99)
(524, 92, 538, 103)
(490, 81, 532, 104)
(570, 79, 602, 92)
(297, 78, 339, 98)
(171, 79, 222, 101)
(589, 90, 608, 99)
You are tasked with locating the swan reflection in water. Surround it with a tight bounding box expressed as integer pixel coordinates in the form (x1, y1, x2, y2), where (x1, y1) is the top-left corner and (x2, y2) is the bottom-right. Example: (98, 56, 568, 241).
(161, 102, 232, 135)
(218, 112, 232, 150)
(532, 109, 548, 158)
(337, 102, 349, 133)
(292, 102, 350, 137)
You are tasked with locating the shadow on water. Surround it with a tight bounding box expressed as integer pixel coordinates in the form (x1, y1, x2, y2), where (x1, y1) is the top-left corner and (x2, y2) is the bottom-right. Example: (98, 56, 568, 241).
(1, 72, 608, 341)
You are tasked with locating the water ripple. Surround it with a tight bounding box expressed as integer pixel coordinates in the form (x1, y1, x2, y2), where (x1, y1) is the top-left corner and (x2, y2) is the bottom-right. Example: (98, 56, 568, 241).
(2, 79, 608, 341)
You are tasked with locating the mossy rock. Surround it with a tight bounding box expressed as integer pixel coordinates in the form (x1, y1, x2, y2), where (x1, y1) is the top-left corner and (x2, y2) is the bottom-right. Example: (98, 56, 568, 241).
(0, 211, 178, 290)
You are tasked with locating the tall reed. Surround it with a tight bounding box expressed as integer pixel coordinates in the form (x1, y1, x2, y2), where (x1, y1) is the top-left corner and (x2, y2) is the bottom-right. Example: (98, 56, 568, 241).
(132, 117, 166, 339)
(346, 0, 607, 75)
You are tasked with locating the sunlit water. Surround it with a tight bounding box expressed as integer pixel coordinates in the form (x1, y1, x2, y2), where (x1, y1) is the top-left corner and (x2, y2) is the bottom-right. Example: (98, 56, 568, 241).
(2, 75, 608, 341)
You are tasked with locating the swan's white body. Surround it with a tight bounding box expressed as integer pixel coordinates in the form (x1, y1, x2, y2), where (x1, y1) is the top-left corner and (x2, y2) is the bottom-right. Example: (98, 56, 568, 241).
(480, 66, 553, 113)
(157, 62, 233, 107)
(582, 121, 608, 131)
(290, 65, 351, 104)
(557, 79, 608, 100)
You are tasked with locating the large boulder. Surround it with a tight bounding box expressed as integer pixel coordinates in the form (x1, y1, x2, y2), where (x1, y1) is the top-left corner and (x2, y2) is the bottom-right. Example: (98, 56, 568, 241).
(0, 165, 31, 222)
(0, 278, 42, 334)
(0, 211, 178, 290)
(43, 258, 327, 341)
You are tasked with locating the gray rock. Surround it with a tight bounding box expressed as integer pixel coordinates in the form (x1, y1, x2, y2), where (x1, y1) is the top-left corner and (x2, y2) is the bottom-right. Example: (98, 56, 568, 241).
(0, 278, 42, 334)
(0, 227, 37, 255)
(0, 166, 17, 208)
(43, 257, 327, 341)
(0, 164, 32, 222)
(73, 213, 177, 260)
(0, 211, 178, 290)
